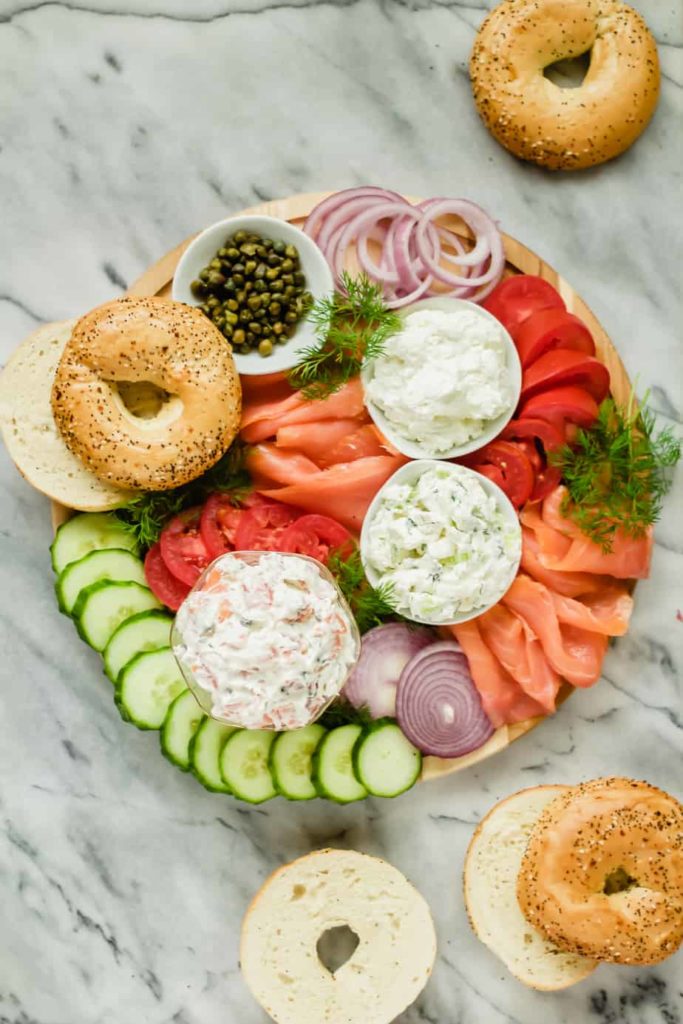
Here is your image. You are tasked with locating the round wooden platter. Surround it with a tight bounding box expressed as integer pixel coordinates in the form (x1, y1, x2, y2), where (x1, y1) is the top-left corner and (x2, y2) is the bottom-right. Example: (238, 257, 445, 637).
(51, 190, 634, 784)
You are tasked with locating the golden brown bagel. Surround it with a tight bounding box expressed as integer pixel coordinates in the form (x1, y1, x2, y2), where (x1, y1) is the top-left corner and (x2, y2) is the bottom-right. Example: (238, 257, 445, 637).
(517, 777, 683, 964)
(51, 297, 241, 491)
(470, 0, 660, 170)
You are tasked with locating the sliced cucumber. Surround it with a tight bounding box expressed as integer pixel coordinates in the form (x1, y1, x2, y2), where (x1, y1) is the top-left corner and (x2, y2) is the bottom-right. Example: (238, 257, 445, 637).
(160, 689, 205, 769)
(220, 730, 277, 804)
(312, 724, 368, 804)
(269, 724, 326, 801)
(353, 720, 422, 798)
(56, 548, 146, 616)
(116, 648, 186, 730)
(189, 718, 236, 793)
(51, 512, 138, 575)
(73, 580, 162, 651)
(103, 610, 173, 683)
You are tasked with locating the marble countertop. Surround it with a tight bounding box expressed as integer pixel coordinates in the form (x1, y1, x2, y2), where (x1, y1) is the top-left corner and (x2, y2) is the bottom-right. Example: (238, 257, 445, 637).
(1, 1, 681, 1021)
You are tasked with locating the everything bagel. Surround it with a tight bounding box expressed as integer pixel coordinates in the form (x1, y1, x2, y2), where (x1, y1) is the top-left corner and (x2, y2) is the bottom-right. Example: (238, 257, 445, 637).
(470, 0, 660, 170)
(51, 296, 241, 491)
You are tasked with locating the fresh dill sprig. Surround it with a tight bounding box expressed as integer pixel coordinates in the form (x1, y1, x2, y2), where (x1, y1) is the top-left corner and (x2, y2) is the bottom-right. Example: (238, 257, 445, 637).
(115, 441, 252, 550)
(287, 272, 402, 400)
(317, 700, 374, 729)
(327, 547, 400, 634)
(550, 394, 680, 551)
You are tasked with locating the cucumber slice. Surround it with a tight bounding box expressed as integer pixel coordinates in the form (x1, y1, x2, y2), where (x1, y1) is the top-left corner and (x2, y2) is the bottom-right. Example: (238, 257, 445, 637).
(73, 580, 162, 651)
(116, 648, 186, 730)
(56, 548, 146, 615)
(269, 725, 326, 801)
(160, 689, 205, 769)
(50, 512, 138, 575)
(352, 720, 422, 798)
(220, 730, 277, 804)
(312, 724, 368, 804)
(189, 718, 236, 793)
(103, 610, 174, 683)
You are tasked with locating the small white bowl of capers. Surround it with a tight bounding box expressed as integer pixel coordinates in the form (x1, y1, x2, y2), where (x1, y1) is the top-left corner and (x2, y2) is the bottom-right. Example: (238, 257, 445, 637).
(173, 214, 334, 375)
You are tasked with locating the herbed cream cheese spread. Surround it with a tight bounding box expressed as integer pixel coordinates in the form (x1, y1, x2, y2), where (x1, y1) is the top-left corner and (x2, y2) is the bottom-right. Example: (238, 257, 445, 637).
(364, 465, 521, 623)
(172, 552, 359, 730)
(364, 307, 512, 455)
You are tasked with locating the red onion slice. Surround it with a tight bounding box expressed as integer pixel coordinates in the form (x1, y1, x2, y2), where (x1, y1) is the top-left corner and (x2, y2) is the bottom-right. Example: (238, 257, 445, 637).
(396, 641, 494, 758)
(303, 187, 404, 245)
(342, 623, 435, 719)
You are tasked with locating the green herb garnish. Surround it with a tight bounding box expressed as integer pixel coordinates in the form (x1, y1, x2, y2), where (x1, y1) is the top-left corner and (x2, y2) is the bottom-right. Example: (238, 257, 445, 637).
(115, 440, 252, 550)
(550, 395, 680, 551)
(287, 272, 401, 400)
(317, 700, 374, 729)
(327, 547, 400, 634)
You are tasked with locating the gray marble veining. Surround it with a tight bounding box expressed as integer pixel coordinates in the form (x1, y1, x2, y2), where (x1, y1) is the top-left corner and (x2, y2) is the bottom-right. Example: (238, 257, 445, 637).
(0, 1, 681, 1021)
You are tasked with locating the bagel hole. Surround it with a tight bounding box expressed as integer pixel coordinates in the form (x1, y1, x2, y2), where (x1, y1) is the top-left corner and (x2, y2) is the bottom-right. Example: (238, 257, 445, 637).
(603, 867, 639, 895)
(316, 925, 360, 975)
(543, 50, 592, 89)
(110, 380, 173, 419)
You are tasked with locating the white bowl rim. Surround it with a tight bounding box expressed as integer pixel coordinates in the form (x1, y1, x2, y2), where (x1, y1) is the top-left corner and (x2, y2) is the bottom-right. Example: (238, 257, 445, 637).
(171, 214, 334, 377)
(359, 458, 523, 627)
(361, 296, 522, 460)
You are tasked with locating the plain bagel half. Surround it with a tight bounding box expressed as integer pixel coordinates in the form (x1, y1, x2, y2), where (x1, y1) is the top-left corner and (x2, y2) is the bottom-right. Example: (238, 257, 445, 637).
(470, 0, 660, 170)
(240, 848, 437, 1024)
(51, 296, 241, 491)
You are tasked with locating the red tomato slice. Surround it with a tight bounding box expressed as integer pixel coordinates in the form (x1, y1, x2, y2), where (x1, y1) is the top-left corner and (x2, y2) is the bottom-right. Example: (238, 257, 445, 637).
(482, 275, 564, 335)
(277, 514, 354, 564)
(513, 308, 595, 369)
(501, 417, 565, 452)
(519, 385, 599, 429)
(530, 466, 562, 503)
(159, 507, 211, 586)
(471, 463, 507, 491)
(234, 502, 302, 551)
(198, 492, 274, 561)
(520, 349, 610, 403)
(467, 440, 535, 508)
(515, 438, 543, 474)
(144, 543, 191, 611)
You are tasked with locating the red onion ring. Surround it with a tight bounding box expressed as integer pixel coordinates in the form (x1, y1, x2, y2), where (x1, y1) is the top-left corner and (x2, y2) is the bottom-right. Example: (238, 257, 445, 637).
(342, 623, 435, 718)
(395, 641, 494, 758)
(303, 186, 404, 247)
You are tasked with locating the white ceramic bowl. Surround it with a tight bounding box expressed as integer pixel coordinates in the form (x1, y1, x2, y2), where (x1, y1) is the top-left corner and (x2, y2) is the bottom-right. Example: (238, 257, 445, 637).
(172, 215, 334, 376)
(360, 296, 521, 460)
(360, 459, 522, 626)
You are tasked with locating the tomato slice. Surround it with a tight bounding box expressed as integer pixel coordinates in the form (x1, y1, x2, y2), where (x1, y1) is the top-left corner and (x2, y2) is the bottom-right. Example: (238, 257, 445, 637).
(518, 385, 599, 429)
(471, 463, 507, 491)
(501, 417, 565, 452)
(466, 440, 535, 508)
(234, 502, 302, 551)
(277, 514, 354, 564)
(520, 349, 610, 403)
(513, 308, 595, 369)
(144, 543, 191, 611)
(199, 494, 244, 561)
(159, 507, 211, 586)
(515, 438, 543, 474)
(482, 275, 565, 336)
(530, 466, 562, 503)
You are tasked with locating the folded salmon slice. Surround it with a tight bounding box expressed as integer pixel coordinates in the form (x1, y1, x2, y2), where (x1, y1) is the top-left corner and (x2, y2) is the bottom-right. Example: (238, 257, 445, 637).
(448, 621, 547, 728)
(502, 574, 607, 687)
(276, 419, 364, 462)
(259, 454, 407, 531)
(478, 605, 560, 713)
(241, 379, 366, 443)
(240, 371, 293, 405)
(551, 586, 633, 636)
(319, 424, 387, 467)
(521, 525, 606, 597)
(246, 444, 320, 486)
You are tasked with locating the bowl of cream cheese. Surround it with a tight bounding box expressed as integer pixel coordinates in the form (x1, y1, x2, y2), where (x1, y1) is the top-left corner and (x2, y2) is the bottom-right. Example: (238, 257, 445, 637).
(361, 297, 521, 460)
(360, 460, 522, 626)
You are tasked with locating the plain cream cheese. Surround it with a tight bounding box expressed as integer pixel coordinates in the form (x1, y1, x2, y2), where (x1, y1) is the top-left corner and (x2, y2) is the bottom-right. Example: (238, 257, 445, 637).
(365, 308, 512, 455)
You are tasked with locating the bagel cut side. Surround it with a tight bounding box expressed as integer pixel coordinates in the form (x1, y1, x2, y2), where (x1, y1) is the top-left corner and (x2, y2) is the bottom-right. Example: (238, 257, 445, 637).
(240, 848, 437, 1024)
(463, 785, 597, 990)
(0, 320, 132, 511)
(52, 296, 242, 492)
(470, 0, 660, 170)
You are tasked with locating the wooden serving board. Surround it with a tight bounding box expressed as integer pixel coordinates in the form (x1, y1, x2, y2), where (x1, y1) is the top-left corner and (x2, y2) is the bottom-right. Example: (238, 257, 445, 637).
(51, 191, 634, 784)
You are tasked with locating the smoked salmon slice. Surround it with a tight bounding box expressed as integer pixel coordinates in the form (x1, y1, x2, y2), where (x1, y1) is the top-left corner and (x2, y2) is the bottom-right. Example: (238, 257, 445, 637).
(246, 444, 320, 486)
(275, 419, 364, 462)
(449, 620, 546, 727)
(240, 371, 293, 405)
(259, 454, 407, 532)
(502, 574, 607, 687)
(319, 424, 387, 467)
(550, 587, 633, 636)
(478, 605, 560, 713)
(241, 379, 366, 443)
(521, 526, 606, 597)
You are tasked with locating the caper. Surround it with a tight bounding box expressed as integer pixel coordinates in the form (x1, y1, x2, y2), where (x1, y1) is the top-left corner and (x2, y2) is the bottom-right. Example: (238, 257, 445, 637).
(226, 299, 239, 312)
(248, 295, 262, 311)
(226, 311, 239, 326)
(233, 274, 245, 286)
(226, 247, 240, 260)
(284, 245, 296, 259)
(232, 263, 245, 275)
(261, 324, 272, 337)
(233, 328, 246, 345)
(239, 309, 253, 323)
(246, 331, 255, 345)
(218, 248, 229, 258)
(222, 323, 233, 338)
(254, 278, 266, 292)
(284, 311, 298, 324)
(207, 271, 226, 287)
(265, 267, 279, 281)
(273, 240, 286, 254)
(256, 245, 268, 259)
(200, 303, 211, 315)
(240, 243, 257, 257)
(270, 280, 284, 293)
(209, 258, 222, 270)
(294, 271, 306, 286)
(268, 301, 281, 316)
(282, 273, 294, 287)
(254, 308, 266, 320)
(267, 253, 281, 268)
(281, 259, 294, 273)
(207, 295, 220, 308)
(224, 277, 236, 292)
(244, 282, 253, 293)
(302, 291, 314, 307)
(245, 260, 257, 275)
(199, 268, 210, 283)
(250, 322, 263, 336)
(236, 290, 246, 304)
(283, 286, 295, 300)
(260, 292, 271, 305)
(272, 322, 284, 336)
(258, 339, 274, 357)
(190, 279, 206, 297)
(233, 230, 248, 245)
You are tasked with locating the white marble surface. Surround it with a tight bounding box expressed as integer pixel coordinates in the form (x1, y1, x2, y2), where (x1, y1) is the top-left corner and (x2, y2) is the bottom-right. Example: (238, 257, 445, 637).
(1, 1, 682, 1021)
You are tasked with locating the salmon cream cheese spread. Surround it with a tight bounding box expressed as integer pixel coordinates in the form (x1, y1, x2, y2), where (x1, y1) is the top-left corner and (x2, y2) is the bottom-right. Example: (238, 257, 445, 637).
(172, 551, 359, 729)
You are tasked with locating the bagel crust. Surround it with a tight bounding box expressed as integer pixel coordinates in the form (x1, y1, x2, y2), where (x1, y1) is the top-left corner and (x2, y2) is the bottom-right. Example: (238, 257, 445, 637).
(517, 777, 683, 964)
(470, 0, 661, 170)
(51, 297, 242, 491)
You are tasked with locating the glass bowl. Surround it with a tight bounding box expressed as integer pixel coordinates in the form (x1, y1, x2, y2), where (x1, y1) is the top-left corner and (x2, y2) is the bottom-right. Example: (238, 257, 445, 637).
(171, 550, 361, 730)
